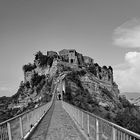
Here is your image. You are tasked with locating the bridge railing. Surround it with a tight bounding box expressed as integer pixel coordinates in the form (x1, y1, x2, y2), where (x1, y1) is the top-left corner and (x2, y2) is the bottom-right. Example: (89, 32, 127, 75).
(62, 101, 140, 140)
(0, 94, 55, 140)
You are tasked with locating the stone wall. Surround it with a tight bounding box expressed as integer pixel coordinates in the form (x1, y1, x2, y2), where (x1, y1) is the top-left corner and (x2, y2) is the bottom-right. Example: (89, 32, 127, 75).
(68, 50, 78, 64)
(94, 65, 113, 84)
(59, 49, 78, 64)
(83, 56, 94, 65)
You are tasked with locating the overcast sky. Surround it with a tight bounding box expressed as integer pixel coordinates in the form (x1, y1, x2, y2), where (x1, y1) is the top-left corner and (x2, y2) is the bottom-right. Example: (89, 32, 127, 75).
(1, 0, 140, 97)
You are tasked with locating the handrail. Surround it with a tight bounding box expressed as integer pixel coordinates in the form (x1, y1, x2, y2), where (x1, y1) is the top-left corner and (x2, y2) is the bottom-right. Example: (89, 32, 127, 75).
(0, 92, 55, 140)
(71, 102, 140, 138)
(0, 101, 49, 126)
(62, 101, 140, 140)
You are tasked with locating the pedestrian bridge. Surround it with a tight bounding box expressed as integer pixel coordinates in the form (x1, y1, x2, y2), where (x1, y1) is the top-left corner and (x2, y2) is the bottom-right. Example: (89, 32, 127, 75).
(0, 93, 140, 140)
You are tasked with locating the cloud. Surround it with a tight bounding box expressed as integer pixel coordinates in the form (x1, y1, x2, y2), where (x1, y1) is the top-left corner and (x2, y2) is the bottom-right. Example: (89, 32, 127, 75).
(113, 18, 140, 48)
(114, 51, 140, 93)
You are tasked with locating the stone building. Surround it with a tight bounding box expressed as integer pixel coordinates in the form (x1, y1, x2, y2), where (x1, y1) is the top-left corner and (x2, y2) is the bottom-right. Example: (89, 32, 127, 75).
(94, 64, 113, 84)
(59, 49, 78, 64)
(59, 49, 69, 62)
(68, 49, 78, 64)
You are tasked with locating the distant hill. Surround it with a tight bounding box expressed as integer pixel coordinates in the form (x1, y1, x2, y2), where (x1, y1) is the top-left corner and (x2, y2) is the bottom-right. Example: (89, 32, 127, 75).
(121, 92, 140, 99)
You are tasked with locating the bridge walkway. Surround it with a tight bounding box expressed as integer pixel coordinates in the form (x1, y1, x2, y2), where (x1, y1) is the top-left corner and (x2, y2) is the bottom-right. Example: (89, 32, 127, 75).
(27, 100, 86, 140)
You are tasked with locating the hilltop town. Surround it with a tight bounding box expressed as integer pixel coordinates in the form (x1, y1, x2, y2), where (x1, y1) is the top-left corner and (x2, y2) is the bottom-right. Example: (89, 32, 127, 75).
(24, 49, 114, 83)
(0, 49, 119, 122)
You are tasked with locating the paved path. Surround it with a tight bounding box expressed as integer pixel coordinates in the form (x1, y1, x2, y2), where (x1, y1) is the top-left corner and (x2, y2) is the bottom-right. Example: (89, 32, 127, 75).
(28, 100, 86, 140)
(46, 101, 86, 140)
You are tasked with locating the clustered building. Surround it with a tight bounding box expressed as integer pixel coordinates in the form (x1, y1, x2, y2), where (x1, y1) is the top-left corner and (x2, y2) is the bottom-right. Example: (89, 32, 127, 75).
(24, 49, 113, 86)
(59, 49, 94, 66)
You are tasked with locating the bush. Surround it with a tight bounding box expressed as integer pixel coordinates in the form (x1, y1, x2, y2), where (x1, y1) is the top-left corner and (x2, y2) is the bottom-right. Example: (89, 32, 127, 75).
(35, 51, 48, 66)
(34, 51, 55, 67)
(119, 95, 131, 108)
(31, 73, 45, 87)
(100, 86, 113, 100)
(23, 63, 36, 72)
(102, 65, 107, 70)
(114, 108, 140, 134)
(88, 65, 97, 76)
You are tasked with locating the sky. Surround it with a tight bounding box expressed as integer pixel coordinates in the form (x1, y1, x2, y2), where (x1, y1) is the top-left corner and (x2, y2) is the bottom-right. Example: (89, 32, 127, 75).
(1, 0, 140, 97)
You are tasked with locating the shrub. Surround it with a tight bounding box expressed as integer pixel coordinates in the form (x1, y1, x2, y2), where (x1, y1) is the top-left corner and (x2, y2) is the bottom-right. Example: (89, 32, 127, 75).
(100, 86, 113, 100)
(88, 65, 97, 76)
(34, 51, 48, 66)
(31, 73, 45, 87)
(114, 108, 140, 134)
(23, 63, 36, 72)
(119, 95, 131, 108)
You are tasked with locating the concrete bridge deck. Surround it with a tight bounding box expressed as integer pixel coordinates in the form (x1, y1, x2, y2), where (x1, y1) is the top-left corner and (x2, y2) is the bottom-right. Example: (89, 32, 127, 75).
(27, 101, 86, 140)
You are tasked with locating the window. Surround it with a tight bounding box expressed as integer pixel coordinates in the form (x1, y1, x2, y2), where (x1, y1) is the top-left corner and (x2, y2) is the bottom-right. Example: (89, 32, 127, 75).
(71, 59, 73, 63)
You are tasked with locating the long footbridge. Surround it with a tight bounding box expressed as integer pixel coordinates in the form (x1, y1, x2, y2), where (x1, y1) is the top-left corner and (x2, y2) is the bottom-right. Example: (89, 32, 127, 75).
(0, 82, 140, 140)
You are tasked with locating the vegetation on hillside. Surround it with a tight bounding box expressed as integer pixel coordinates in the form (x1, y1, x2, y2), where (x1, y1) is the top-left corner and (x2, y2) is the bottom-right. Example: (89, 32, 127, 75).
(114, 108, 140, 134)
(0, 74, 53, 123)
(34, 51, 54, 67)
(22, 51, 56, 73)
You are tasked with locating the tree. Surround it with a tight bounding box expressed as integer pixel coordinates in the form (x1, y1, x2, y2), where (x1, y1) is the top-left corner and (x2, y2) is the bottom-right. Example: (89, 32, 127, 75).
(25, 81, 30, 88)
(119, 95, 131, 108)
(114, 108, 140, 134)
(22, 63, 36, 72)
(108, 66, 113, 72)
(88, 65, 97, 76)
(31, 73, 45, 87)
(102, 65, 107, 70)
(47, 57, 54, 67)
(35, 51, 43, 60)
(34, 51, 48, 66)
